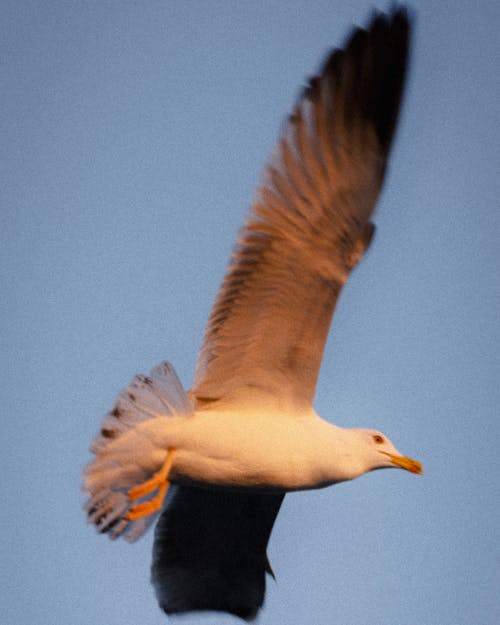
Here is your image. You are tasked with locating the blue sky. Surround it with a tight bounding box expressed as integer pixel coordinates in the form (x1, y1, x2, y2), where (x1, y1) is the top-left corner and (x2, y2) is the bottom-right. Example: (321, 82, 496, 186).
(2, 2, 499, 624)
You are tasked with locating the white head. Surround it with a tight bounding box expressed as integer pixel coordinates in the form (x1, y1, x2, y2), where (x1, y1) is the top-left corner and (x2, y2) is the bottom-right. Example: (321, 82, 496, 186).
(318, 426, 422, 486)
(353, 428, 423, 476)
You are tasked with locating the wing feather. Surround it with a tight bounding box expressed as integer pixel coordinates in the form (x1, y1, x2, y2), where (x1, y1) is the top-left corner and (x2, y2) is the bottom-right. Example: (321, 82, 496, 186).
(192, 9, 410, 410)
(152, 486, 284, 621)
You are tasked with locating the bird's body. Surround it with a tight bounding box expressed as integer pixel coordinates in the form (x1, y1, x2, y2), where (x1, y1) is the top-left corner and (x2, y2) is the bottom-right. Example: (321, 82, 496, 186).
(99, 406, 417, 494)
(163, 410, 325, 492)
(84, 7, 422, 621)
(121, 412, 345, 491)
(170, 409, 353, 491)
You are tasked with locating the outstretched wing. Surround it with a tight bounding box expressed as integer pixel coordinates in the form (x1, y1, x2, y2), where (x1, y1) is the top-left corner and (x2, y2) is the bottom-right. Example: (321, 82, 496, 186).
(192, 9, 410, 411)
(152, 487, 284, 621)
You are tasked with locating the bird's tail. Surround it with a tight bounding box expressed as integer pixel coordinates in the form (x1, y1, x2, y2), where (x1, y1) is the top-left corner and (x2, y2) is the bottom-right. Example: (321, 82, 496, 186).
(83, 361, 192, 542)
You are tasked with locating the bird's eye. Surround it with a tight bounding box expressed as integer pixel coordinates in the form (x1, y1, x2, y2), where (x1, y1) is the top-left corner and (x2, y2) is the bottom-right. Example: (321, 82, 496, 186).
(372, 434, 384, 444)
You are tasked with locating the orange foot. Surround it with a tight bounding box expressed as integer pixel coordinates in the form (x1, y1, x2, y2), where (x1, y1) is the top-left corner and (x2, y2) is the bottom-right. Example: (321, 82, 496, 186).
(125, 448, 176, 521)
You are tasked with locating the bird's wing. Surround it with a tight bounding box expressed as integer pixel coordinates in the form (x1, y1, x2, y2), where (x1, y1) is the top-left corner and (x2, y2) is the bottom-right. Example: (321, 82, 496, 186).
(192, 9, 410, 411)
(152, 486, 284, 621)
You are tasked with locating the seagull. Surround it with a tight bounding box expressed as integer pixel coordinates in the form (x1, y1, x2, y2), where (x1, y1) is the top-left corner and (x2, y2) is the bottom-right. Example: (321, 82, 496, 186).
(84, 7, 422, 622)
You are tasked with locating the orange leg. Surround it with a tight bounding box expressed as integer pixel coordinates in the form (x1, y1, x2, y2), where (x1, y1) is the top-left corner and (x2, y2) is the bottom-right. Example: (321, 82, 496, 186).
(126, 480, 170, 520)
(125, 449, 175, 521)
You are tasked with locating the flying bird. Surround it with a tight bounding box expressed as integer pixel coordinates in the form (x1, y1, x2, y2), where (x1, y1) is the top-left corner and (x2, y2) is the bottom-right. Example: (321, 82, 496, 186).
(84, 7, 421, 621)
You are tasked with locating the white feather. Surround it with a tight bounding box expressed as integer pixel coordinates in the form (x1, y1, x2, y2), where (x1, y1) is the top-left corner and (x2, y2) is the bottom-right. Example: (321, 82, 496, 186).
(83, 361, 193, 541)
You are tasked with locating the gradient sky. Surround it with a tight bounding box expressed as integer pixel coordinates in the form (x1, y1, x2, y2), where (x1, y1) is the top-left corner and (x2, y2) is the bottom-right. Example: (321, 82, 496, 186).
(2, 2, 499, 624)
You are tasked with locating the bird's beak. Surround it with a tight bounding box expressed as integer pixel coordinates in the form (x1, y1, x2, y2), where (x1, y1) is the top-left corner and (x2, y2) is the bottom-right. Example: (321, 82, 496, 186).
(379, 451, 423, 474)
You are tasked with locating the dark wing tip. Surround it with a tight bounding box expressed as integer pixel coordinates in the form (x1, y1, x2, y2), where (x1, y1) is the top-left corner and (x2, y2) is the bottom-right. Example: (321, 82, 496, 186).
(151, 487, 284, 622)
(365, 7, 411, 151)
(315, 6, 411, 154)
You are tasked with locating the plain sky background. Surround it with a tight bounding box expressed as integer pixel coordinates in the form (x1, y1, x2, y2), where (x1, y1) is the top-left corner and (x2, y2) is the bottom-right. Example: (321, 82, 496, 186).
(2, 1, 499, 624)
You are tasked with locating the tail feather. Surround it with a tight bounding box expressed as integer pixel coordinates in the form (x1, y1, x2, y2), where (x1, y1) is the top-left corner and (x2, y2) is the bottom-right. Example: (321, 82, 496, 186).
(83, 361, 192, 542)
(90, 362, 190, 453)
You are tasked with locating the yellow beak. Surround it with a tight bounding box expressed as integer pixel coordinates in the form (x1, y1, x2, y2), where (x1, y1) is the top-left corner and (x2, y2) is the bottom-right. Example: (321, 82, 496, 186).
(380, 451, 423, 474)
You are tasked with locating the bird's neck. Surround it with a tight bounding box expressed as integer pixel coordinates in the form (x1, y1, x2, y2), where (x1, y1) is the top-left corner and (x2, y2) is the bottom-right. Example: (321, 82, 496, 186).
(311, 420, 369, 486)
